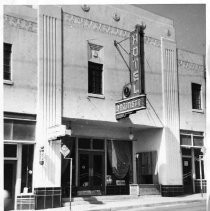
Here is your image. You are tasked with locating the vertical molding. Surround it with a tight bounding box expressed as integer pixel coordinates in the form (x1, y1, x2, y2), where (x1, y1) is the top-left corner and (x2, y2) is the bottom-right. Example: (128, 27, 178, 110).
(34, 6, 62, 188)
(161, 38, 182, 185)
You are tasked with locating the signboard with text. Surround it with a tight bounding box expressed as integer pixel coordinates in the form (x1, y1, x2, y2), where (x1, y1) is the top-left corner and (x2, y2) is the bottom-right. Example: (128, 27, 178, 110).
(115, 95, 146, 120)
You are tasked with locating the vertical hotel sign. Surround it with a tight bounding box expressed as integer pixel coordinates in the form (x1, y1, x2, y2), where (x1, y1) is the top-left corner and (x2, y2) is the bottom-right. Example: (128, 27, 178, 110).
(130, 25, 145, 95)
(115, 25, 146, 120)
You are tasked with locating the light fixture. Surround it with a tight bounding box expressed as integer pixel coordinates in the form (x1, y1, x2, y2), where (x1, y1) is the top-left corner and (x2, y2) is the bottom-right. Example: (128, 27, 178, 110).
(129, 127, 134, 140)
(66, 121, 72, 136)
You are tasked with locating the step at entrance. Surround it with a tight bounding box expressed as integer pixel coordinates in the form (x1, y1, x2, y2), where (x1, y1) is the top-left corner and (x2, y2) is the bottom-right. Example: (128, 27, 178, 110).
(139, 184, 161, 196)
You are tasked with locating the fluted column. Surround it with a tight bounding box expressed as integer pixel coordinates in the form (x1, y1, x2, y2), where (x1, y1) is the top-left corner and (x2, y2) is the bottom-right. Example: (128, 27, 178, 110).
(33, 6, 62, 188)
(159, 38, 182, 185)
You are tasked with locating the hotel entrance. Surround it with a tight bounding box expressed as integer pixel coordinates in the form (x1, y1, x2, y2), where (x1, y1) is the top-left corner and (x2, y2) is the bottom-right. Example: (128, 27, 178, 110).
(78, 151, 105, 195)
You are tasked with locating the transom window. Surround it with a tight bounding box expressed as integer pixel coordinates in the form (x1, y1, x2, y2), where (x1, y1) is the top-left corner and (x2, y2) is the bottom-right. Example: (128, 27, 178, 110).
(180, 130, 204, 147)
(4, 43, 12, 81)
(192, 83, 202, 110)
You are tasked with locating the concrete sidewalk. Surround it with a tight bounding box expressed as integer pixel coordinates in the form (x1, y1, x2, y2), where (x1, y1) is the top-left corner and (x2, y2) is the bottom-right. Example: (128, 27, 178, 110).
(42, 194, 206, 211)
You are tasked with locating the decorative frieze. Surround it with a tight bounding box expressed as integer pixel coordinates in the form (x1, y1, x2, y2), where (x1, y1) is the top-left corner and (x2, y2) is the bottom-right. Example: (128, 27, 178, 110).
(4, 14, 37, 33)
(145, 36, 161, 47)
(63, 12, 161, 48)
(64, 12, 130, 38)
(178, 60, 204, 72)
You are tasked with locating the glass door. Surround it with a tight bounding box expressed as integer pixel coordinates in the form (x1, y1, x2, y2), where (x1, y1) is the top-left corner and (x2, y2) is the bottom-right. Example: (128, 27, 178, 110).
(182, 157, 193, 193)
(4, 161, 16, 211)
(78, 152, 104, 194)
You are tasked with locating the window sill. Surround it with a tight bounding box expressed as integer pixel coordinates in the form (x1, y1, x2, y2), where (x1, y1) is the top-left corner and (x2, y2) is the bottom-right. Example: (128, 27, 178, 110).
(87, 93, 105, 99)
(192, 109, 204, 114)
(4, 80, 14, 85)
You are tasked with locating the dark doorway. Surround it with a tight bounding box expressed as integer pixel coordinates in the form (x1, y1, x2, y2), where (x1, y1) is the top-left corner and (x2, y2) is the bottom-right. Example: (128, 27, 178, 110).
(136, 151, 158, 184)
(182, 157, 193, 193)
(4, 161, 16, 211)
(78, 151, 104, 195)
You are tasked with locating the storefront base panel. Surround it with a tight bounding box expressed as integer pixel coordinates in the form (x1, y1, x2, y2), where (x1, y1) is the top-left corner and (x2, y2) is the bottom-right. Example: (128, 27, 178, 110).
(106, 185, 129, 195)
(34, 187, 61, 210)
(17, 194, 35, 210)
(161, 185, 184, 197)
(195, 180, 207, 193)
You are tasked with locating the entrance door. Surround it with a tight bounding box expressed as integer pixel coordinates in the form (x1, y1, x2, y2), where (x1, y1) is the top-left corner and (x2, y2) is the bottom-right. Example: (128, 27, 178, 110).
(136, 151, 158, 184)
(4, 161, 16, 211)
(78, 152, 104, 195)
(182, 157, 193, 193)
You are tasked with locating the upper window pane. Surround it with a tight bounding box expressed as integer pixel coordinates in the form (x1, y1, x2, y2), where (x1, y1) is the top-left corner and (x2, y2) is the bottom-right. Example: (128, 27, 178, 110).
(88, 61, 103, 95)
(4, 43, 12, 81)
(193, 136, 204, 147)
(180, 135, 191, 146)
(13, 120, 36, 140)
(78, 138, 91, 149)
(4, 119, 13, 140)
(192, 83, 201, 110)
(92, 139, 104, 149)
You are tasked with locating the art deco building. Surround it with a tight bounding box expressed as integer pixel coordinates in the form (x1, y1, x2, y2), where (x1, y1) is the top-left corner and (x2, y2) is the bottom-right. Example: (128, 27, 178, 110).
(3, 5, 206, 210)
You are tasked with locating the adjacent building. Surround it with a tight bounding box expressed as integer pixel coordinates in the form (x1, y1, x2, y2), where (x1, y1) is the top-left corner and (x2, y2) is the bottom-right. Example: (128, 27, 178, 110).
(3, 5, 206, 210)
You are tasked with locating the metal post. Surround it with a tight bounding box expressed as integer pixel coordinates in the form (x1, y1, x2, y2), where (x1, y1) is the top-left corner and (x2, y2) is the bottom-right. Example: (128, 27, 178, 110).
(70, 158, 72, 211)
(199, 155, 203, 197)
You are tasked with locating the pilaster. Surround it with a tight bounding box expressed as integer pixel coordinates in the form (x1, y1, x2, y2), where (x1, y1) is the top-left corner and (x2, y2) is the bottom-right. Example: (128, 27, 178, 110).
(160, 38, 182, 186)
(33, 6, 62, 188)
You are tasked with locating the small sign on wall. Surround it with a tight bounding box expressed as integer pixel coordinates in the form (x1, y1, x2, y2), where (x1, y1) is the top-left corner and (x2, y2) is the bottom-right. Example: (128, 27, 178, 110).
(184, 161, 188, 166)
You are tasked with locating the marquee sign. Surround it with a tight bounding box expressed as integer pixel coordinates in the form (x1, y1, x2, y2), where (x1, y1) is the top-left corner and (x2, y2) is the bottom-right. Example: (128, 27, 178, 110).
(115, 95, 146, 120)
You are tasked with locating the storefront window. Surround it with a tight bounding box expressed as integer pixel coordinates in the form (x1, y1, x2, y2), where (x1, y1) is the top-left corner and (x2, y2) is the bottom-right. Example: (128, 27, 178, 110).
(107, 140, 132, 183)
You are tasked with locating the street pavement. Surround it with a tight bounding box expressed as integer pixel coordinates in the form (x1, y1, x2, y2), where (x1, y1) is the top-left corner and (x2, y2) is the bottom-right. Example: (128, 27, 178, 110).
(36, 193, 206, 211)
(118, 201, 205, 211)
(14, 194, 206, 211)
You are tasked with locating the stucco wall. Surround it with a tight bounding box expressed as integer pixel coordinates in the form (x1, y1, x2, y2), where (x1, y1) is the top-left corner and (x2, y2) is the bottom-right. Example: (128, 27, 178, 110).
(3, 5, 37, 114)
(62, 5, 174, 127)
(178, 49, 206, 132)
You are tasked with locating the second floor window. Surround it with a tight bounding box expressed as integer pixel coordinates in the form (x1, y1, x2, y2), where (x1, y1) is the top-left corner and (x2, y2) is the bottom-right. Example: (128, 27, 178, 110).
(88, 61, 103, 95)
(4, 43, 12, 81)
(192, 83, 202, 110)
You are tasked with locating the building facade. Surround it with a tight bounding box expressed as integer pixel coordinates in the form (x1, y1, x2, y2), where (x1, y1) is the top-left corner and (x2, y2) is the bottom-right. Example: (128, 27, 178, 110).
(3, 5, 206, 210)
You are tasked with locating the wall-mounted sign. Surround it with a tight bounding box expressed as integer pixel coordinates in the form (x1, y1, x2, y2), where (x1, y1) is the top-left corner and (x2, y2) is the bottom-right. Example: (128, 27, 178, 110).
(47, 125, 71, 141)
(115, 94, 146, 120)
(39, 146, 44, 165)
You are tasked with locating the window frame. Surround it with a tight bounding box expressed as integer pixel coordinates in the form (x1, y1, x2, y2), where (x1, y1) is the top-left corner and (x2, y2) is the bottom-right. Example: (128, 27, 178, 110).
(4, 42, 13, 84)
(88, 61, 104, 97)
(191, 83, 202, 111)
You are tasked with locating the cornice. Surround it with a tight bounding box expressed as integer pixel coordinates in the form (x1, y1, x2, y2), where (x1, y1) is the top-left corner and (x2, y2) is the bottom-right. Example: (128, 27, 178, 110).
(178, 59, 204, 72)
(4, 14, 37, 33)
(63, 12, 161, 48)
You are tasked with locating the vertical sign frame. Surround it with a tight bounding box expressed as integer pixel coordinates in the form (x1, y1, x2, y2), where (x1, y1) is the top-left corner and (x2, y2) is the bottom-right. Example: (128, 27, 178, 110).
(130, 24, 146, 96)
